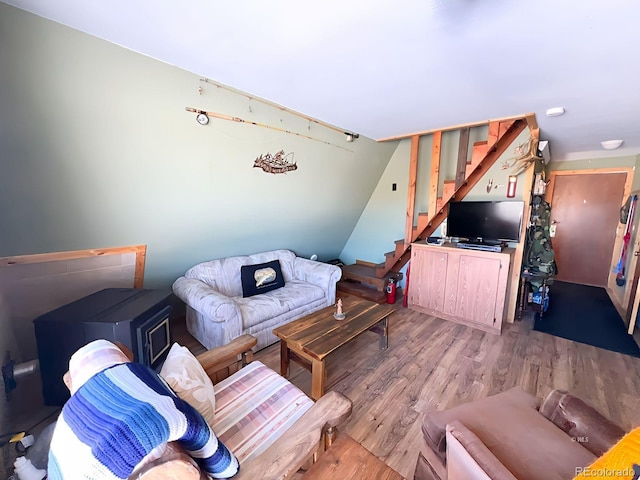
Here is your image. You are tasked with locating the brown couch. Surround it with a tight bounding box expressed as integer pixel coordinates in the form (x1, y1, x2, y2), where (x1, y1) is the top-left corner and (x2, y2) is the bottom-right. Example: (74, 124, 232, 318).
(414, 387, 626, 480)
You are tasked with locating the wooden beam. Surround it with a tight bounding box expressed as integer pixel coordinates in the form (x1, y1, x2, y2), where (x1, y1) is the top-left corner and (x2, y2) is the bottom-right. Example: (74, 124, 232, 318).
(377, 113, 533, 142)
(487, 122, 500, 149)
(455, 128, 470, 188)
(405, 136, 420, 246)
(428, 131, 442, 220)
(525, 113, 538, 132)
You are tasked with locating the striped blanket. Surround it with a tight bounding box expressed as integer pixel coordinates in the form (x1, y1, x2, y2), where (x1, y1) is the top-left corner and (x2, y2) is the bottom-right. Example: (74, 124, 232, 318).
(48, 362, 239, 479)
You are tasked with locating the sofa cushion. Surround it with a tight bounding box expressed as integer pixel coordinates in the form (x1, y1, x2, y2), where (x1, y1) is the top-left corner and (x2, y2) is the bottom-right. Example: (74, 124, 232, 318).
(235, 280, 325, 329)
(422, 386, 596, 480)
(241, 260, 285, 297)
(212, 360, 314, 464)
(446, 421, 517, 480)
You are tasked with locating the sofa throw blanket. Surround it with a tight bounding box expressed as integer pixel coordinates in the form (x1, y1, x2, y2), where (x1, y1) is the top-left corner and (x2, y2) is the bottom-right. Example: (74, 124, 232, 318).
(48, 362, 239, 479)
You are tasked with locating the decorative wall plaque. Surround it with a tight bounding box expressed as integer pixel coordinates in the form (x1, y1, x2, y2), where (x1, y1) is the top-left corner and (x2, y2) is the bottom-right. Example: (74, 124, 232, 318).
(253, 150, 297, 174)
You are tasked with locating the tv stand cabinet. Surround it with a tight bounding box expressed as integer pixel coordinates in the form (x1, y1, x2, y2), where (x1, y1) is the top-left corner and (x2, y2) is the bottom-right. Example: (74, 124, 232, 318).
(408, 243, 514, 334)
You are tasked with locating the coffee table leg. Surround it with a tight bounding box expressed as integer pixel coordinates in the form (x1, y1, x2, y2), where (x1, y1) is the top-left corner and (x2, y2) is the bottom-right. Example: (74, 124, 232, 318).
(280, 340, 290, 378)
(380, 316, 389, 350)
(311, 358, 325, 401)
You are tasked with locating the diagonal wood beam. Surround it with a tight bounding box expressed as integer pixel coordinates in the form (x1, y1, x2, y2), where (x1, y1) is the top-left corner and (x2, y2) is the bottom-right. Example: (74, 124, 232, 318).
(405, 135, 420, 246)
(455, 128, 470, 189)
(428, 131, 442, 220)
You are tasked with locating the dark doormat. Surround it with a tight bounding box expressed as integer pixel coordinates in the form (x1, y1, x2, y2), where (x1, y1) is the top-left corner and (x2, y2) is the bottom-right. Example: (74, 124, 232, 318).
(533, 281, 640, 357)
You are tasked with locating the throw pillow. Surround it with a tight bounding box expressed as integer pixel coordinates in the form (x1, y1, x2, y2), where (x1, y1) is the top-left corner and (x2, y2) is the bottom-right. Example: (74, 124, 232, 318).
(160, 343, 216, 426)
(240, 259, 285, 297)
(573, 427, 640, 480)
(446, 421, 517, 480)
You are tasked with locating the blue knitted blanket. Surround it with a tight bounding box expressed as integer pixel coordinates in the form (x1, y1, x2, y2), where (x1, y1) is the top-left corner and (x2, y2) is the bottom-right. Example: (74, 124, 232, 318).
(48, 362, 239, 479)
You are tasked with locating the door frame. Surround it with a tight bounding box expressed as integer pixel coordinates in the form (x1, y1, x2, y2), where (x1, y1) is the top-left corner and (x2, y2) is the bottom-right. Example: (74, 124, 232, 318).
(545, 167, 634, 316)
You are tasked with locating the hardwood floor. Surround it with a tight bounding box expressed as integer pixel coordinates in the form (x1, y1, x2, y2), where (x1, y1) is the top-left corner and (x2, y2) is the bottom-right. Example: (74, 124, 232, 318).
(176, 307, 640, 479)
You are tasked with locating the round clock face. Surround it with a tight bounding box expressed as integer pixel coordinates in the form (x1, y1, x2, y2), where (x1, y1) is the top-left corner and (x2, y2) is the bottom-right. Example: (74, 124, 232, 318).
(196, 113, 209, 125)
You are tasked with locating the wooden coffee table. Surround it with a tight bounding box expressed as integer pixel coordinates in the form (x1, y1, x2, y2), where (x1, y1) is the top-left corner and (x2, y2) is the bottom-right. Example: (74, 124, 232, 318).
(273, 296, 394, 400)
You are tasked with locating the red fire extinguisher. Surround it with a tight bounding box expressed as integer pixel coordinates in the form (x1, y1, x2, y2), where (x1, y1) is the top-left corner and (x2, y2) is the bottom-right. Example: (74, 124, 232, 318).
(386, 278, 397, 304)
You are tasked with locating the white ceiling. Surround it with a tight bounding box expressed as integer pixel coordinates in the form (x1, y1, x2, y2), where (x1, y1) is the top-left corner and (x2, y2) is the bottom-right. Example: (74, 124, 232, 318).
(4, 0, 640, 161)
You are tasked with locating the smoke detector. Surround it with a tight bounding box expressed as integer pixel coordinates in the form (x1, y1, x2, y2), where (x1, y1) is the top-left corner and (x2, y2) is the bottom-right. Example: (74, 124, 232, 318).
(601, 139, 624, 150)
(545, 107, 565, 117)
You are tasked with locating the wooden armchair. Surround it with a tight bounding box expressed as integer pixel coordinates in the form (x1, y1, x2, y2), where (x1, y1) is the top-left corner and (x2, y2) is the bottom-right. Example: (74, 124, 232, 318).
(134, 335, 352, 480)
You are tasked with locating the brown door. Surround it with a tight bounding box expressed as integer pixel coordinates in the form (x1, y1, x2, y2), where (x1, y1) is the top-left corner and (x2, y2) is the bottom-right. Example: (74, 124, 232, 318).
(550, 173, 626, 287)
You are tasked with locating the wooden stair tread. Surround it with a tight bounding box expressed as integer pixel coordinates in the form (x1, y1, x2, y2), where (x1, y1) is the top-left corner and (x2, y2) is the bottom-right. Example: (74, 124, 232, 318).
(336, 280, 387, 303)
(341, 264, 386, 288)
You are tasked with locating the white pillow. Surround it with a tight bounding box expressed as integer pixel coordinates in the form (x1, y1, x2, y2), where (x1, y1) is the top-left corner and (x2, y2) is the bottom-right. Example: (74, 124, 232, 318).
(160, 343, 216, 426)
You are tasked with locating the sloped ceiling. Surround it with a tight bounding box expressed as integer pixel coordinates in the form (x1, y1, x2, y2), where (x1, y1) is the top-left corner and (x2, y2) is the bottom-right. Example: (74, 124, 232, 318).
(3, 0, 640, 161)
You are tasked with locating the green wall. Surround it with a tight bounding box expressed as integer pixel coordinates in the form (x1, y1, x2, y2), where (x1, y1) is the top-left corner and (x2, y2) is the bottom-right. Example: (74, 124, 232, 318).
(0, 4, 397, 288)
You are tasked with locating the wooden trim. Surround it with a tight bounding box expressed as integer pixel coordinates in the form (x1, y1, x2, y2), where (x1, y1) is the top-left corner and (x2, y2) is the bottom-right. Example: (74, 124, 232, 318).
(505, 163, 536, 323)
(376, 113, 533, 142)
(455, 128, 470, 188)
(0, 245, 147, 288)
(525, 113, 539, 132)
(134, 246, 147, 288)
(628, 282, 640, 334)
(428, 131, 442, 220)
(487, 122, 499, 149)
(405, 136, 420, 246)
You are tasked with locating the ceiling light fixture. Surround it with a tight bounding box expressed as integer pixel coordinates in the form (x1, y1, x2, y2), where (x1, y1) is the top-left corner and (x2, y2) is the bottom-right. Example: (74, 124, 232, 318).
(600, 139, 624, 150)
(545, 107, 565, 117)
(345, 132, 359, 142)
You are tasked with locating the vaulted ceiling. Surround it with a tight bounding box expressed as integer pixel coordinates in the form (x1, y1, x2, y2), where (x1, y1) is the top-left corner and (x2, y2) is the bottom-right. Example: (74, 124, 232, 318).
(4, 0, 640, 161)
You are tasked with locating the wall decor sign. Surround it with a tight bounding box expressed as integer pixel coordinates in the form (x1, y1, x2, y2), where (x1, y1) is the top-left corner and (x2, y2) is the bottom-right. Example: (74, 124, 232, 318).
(253, 150, 297, 174)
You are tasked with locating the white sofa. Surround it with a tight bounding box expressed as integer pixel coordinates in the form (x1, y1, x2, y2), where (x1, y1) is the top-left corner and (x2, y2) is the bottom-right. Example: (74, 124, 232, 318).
(172, 249, 342, 351)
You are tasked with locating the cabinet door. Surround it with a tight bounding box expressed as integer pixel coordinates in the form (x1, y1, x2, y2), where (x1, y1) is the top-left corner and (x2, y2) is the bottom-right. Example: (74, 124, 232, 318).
(455, 255, 502, 327)
(410, 248, 448, 312)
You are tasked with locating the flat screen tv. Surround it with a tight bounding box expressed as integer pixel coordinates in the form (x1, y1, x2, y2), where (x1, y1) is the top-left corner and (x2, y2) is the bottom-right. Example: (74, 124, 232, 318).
(447, 200, 524, 243)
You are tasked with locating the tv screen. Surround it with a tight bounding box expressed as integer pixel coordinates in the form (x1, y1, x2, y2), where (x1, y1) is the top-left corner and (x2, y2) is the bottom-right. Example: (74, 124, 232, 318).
(447, 200, 524, 243)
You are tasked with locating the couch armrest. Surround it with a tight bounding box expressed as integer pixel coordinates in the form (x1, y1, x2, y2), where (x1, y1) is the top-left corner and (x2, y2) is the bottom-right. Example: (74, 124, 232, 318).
(134, 391, 352, 480)
(293, 258, 341, 304)
(540, 389, 625, 457)
(196, 334, 257, 380)
(235, 391, 352, 480)
(172, 277, 241, 324)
